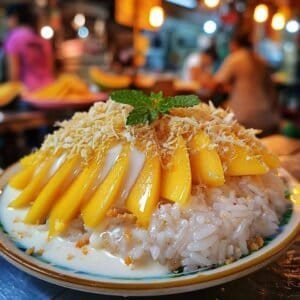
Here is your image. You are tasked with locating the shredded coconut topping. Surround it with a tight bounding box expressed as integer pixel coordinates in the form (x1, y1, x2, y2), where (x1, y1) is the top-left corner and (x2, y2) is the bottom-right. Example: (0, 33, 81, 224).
(41, 99, 267, 166)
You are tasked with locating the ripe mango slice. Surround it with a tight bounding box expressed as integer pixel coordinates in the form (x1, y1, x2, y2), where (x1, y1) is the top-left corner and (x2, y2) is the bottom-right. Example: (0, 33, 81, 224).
(189, 131, 224, 187)
(20, 152, 41, 168)
(9, 157, 57, 208)
(262, 151, 280, 169)
(9, 165, 37, 190)
(48, 156, 105, 237)
(126, 154, 161, 227)
(226, 146, 269, 176)
(24, 156, 80, 225)
(9, 154, 45, 190)
(82, 144, 130, 228)
(161, 136, 191, 205)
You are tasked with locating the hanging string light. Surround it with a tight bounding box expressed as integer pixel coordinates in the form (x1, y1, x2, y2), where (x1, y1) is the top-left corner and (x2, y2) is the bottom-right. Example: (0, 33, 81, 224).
(149, 6, 164, 28)
(253, 4, 269, 23)
(73, 13, 86, 28)
(40, 26, 54, 39)
(286, 20, 299, 33)
(78, 26, 89, 39)
(204, 0, 220, 8)
(271, 12, 285, 31)
(203, 20, 217, 34)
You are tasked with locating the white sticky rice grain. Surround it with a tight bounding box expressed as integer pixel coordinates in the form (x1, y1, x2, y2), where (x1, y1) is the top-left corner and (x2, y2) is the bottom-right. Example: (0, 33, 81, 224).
(89, 172, 288, 271)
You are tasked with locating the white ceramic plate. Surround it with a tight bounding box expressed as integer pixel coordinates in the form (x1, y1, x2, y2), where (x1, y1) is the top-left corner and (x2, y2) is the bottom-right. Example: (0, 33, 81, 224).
(0, 164, 299, 296)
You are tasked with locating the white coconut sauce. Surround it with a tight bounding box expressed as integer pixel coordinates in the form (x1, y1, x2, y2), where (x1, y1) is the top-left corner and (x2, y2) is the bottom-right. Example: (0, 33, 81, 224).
(0, 148, 168, 278)
(119, 146, 145, 204)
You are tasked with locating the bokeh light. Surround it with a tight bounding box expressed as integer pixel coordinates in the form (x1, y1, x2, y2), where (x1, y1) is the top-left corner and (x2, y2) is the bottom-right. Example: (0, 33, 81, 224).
(271, 12, 285, 31)
(204, 0, 220, 8)
(203, 20, 217, 34)
(40, 26, 54, 39)
(254, 4, 269, 23)
(286, 20, 300, 33)
(78, 26, 89, 39)
(149, 6, 164, 28)
(73, 13, 86, 28)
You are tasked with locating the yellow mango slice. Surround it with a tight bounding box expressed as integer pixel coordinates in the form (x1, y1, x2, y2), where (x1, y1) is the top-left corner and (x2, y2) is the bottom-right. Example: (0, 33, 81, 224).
(226, 146, 269, 176)
(161, 136, 191, 205)
(82, 144, 130, 228)
(9, 157, 57, 208)
(48, 156, 105, 237)
(189, 131, 224, 187)
(126, 154, 161, 227)
(9, 165, 37, 190)
(24, 156, 80, 225)
(9, 155, 45, 190)
(20, 152, 41, 168)
(262, 151, 280, 169)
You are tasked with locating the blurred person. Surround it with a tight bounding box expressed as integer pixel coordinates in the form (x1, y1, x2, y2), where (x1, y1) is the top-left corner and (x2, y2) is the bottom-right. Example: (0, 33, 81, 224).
(189, 46, 218, 84)
(182, 46, 218, 82)
(209, 32, 280, 134)
(4, 3, 54, 91)
(0, 41, 6, 82)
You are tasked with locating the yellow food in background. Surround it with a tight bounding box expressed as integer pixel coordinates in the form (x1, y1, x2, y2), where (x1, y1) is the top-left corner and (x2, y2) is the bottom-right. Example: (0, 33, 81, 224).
(161, 136, 191, 205)
(29, 74, 96, 102)
(89, 67, 132, 89)
(0, 81, 22, 106)
(189, 131, 224, 187)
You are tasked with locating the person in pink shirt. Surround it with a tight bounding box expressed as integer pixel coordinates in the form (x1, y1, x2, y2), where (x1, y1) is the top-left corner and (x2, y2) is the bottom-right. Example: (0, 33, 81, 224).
(4, 3, 54, 91)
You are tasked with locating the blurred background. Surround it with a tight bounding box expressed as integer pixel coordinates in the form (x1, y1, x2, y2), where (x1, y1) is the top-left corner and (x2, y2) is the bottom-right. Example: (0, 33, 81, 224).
(0, 0, 299, 168)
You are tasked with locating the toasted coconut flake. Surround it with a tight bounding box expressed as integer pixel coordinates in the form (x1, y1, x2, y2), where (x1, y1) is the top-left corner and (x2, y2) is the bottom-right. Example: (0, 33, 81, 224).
(41, 99, 264, 168)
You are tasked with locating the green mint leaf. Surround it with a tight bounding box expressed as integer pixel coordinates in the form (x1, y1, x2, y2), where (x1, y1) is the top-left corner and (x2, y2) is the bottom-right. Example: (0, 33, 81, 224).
(158, 95, 200, 113)
(148, 109, 159, 123)
(111, 90, 200, 126)
(111, 90, 150, 107)
(149, 91, 164, 108)
(126, 107, 150, 125)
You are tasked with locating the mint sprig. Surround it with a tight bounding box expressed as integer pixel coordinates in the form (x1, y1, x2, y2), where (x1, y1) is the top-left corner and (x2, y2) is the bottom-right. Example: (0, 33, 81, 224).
(111, 90, 200, 125)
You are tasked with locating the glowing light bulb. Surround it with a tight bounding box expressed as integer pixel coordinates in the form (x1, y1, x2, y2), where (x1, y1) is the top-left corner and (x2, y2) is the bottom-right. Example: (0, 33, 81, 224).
(73, 13, 86, 28)
(203, 20, 217, 34)
(40, 26, 54, 39)
(149, 6, 164, 28)
(204, 0, 220, 8)
(254, 4, 269, 23)
(271, 12, 285, 31)
(286, 20, 299, 33)
(78, 26, 89, 39)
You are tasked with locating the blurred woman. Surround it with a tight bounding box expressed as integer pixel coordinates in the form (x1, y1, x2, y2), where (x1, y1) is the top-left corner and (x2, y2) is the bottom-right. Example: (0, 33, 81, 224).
(182, 46, 218, 83)
(212, 32, 280, 134)
(190, 47, 218, 83)
(4, 3, 54, 91)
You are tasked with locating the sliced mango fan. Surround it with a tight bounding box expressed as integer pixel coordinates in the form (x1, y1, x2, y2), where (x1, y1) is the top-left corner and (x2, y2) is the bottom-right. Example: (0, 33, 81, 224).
(7, 91, 280, 237)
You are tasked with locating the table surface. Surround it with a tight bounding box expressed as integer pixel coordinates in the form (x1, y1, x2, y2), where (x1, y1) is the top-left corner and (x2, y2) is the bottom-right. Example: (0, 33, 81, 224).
(0, 135, 299, 300)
